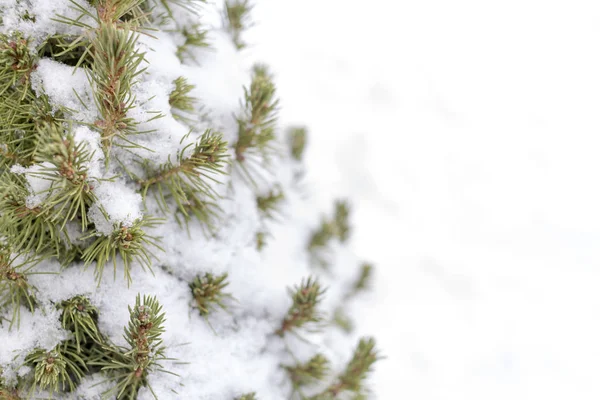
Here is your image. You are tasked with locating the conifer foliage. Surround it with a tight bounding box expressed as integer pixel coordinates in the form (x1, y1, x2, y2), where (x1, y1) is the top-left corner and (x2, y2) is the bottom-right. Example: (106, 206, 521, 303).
(0, 0, 381, 398)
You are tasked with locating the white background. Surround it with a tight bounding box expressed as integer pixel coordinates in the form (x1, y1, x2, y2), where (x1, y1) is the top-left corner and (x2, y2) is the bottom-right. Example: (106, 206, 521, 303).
(246, 1, 600, 398)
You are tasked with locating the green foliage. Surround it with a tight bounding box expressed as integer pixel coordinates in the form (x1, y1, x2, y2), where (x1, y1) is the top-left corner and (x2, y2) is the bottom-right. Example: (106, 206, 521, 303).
(0, 122, 98, 259)
(139, 130, 229, 230)
(332, 308, 353, 333)
(0, 246, 40, 330)
(349, 262, 373, 295)
(333, 262, 374, 333)
(333, 200, 351, 243)
(32, 123, 100, 231)
(24, 343, 87, 395)
(309, 338, 380, 400)
(276, 277, 325, 336)
(0, 0, 382, 397)
(90, 23, 146, 153)
(0, 33, 47, 169)
(307, 199, 352, 268)
(255, 231, 267, 251)
(58, 296, 102, 352)
(256, 186, 284, 219)
(94, 294, 170, 399)
(169, 76, 197, 121)
(234, 65, 279, 171)
(81, 216, 163, 285)
(89, 0, 148, 25)
(38, 34, 93, 68)
(176, 24, 209, 63)
(284, 353, 330, 388)
(236, 393, 257, 400)
(0, 33, 35, 99)
(0, 173, 61, 257)
(189, 272, 231, 316)
(223, 0, 253, 50)
(287, 126, 307, 161)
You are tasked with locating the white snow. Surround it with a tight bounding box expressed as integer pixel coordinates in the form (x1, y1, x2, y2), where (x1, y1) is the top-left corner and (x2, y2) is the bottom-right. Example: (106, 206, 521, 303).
(11, 162, 55, 209)
(248, 0, 600, 399)
(88, 181, 144, 235)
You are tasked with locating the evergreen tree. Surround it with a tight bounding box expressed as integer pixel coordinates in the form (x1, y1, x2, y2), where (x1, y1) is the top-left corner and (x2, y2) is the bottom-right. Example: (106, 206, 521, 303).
(0, 0, 381, 398)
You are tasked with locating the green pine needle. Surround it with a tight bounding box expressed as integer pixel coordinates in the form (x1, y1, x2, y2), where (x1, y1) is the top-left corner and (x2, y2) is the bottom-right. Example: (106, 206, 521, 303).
(236, 393, 258, 400)
(189, 272, 232, 316)
(58, 295, 103, 352)
(24, 343, 87, 395)
(169, 76, 197, 116)
(255, 230, 267, 251)
(287, 126, 307, 161)
(0, 246, 42, 330)
(234, 65, 279, 163)
(0, 33, 36, 99)
(223, 0, 253, 50)
(256, 186, 284, 219)
(176, 24, 209, 63)
(80, 216, 164, 285)
(276, 277, 325, 336)
(309, 338, 381, 399)
(90, 23, 146, 153)
(351, 262, 373, 295)
(307, 199, 352, 268)
(140, 129, 229, 228)
(31, 123, 100, 231)
(284, 353, 330, 388)
(332, 308, 353, 333)
(0, 172, 62, 256)
(94, 294, 170, 400)
(333, 200, 351, 243)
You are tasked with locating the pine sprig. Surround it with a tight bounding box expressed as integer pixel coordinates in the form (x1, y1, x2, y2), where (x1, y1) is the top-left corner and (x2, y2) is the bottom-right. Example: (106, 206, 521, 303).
(309, 338, 381, 399)
(0, 34, 50, 169)
(169, 76, 197, 119)
(90, 23, 146, 153)
(139, 130, 229, 227)
(349, 263, 373, 295)
(223, 0, 252, 50)
(30, 123, 99, 231)
(284, 353, 330, 388)
(0, 246, 40, 330)
(176, 24, 209, 64)
(0, 33, 36, 99)
(255, 231, 267, 251)
(287, 126, 307, 161)
(333, 200, 350, 243)
(58, 295, 103, 352)
(236, 393, 257, 400)
(333, 263, 374, 334)
(276, 277, 325, 336)
(92, 0, 149, 25)
(81, 216, 163, 285)
(96, 294, 170, 400)
(256, 186, 284, 220)
(234, 65, 279, 164)
(24, 343, 87, 396)
(189, 272, 232, 316)
(307, 199, 352, 268)
(332, 308, 353, 333)
(0, 172, 62, 256)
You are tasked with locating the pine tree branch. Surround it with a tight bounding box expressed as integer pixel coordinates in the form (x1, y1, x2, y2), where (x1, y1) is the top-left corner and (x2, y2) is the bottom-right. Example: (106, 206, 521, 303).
(276, 277, 325, 336)
(223, 0, 253, 50)
(81, 216, 163, 285)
